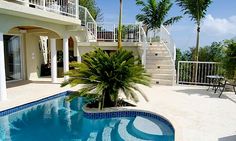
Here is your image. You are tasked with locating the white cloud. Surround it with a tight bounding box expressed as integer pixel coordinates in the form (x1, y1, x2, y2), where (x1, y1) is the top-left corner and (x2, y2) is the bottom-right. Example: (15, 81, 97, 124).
(202, 14, 236, 36)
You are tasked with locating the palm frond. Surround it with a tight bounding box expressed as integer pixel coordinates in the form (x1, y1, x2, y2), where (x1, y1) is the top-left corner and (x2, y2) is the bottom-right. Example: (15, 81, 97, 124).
(163, 16, 183, 26)
(175, 0, 212, 24)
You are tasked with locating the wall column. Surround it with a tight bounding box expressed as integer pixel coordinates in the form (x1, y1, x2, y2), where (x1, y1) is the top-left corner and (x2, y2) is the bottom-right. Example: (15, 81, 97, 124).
(50, 39, 57, 83)
(63, 37, 69, 80)
(0, 33, 7, 101)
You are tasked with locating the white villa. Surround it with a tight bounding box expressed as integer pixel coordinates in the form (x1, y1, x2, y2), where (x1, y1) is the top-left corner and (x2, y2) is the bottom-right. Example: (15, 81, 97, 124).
(0, 0, 176, 101)
(1, 1, 236, 141)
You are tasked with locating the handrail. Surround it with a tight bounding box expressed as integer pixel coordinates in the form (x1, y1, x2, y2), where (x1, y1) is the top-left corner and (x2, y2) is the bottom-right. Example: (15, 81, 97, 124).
(139, 24, 148, 67)
(78, 5, 97, 41)
(160, 25, 176, 62)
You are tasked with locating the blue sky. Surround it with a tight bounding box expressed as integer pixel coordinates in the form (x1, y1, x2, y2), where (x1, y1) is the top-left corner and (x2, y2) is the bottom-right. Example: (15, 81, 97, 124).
(96, 0, 236, 50)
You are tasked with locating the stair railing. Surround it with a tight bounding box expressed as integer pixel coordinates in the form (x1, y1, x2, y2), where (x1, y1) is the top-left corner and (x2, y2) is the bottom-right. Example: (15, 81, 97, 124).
(139, 24, 148, 68)
(160, 25, 176, 63)
(78, 5, 97, 41)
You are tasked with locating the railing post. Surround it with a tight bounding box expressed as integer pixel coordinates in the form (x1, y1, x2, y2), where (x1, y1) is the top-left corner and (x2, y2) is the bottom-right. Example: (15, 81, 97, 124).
(43, 0, 46, 11)
(85, 9, 87, 26)
(138, 24, 141, 42)
(113, 24, 116, 42)
(75, 0, 79, 19)
(177, 61, 180, 84)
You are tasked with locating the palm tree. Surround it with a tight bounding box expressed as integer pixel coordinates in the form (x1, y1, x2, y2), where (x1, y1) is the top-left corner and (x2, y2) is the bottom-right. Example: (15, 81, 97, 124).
(118, 0, 123, 49)
(61, 48, 150, 109)
(175, 0, 212, 61)
(136, 0, 182, 33)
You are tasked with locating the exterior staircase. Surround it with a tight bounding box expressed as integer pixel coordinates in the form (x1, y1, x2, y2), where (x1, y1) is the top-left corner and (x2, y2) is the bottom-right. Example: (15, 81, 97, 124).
(146, 42, 176, 85)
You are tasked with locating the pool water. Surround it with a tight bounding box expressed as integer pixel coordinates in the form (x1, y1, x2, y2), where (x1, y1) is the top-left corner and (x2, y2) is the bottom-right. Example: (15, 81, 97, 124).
(0, 96, 174, 141)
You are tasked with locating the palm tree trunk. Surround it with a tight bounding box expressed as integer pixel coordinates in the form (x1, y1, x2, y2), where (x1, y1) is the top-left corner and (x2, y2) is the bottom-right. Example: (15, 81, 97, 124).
(195, 25, 200, 61)
(118, 0, 123, 49)
(194, 24, 200, 83)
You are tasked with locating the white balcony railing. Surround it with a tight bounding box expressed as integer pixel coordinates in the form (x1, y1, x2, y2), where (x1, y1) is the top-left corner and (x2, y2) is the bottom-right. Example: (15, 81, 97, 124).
(13, 0, 78, 17)
(95, 23, 148, 67)
(96, 23, 141, 42)
(6, 0, 97, 41)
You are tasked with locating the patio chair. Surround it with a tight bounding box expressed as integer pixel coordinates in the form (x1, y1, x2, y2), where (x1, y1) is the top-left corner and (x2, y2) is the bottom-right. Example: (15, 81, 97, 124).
(218, 79, 236, 98)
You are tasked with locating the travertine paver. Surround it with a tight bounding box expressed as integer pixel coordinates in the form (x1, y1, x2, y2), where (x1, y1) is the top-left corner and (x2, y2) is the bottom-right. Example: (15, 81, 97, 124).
(136, 85, 236, 141)
(1, 79, 236, 141)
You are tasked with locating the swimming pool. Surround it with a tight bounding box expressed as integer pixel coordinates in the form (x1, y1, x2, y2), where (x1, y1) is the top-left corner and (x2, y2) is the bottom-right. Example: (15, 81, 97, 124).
(0, 92, 174, 141)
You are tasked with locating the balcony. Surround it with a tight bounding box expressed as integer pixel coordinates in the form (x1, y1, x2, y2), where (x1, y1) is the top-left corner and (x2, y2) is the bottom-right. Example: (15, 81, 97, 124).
(1, 0, 95, 26)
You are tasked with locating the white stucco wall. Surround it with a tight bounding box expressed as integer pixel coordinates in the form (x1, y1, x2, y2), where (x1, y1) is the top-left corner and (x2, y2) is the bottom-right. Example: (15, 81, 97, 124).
(25, 34, 43, 80)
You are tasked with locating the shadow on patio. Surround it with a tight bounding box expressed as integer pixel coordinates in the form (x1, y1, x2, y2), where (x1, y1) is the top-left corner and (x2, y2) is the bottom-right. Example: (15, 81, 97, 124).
(175, 86, 236, 103)
(218, 135, 236, 141)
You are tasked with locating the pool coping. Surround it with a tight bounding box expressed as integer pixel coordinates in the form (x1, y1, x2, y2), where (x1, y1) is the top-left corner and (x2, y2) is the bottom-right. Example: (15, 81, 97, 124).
(0, 91, 183, 141)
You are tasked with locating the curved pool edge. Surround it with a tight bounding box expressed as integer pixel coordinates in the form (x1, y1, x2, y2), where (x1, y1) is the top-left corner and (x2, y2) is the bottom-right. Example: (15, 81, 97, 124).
(82, 106, 183, 141)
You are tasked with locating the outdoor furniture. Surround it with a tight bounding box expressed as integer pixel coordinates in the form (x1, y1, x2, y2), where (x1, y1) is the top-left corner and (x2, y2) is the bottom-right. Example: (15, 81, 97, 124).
(206, 75, 224, 92)
(217, 80, 236, 98)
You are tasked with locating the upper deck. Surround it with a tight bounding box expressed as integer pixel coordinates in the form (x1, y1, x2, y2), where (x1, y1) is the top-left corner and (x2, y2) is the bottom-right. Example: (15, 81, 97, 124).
(0, 0, 94, 26)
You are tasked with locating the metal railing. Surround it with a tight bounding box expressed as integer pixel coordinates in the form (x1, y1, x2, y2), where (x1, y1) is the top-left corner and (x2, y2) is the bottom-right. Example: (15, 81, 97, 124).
(139, 25, 148, 67)
(78, 5, 97, 41)
(177, 61, 223, 85)
(160, 25, 176, 62)
(6, 0, 98, 41)
(96, 23, 141, 42)
(95, 23, 148, 67)
(13, 0, 78, 18)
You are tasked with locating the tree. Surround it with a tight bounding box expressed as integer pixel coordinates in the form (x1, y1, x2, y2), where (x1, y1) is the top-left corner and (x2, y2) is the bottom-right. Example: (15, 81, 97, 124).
(198, 42, 225, 62)
(61, 48, 151, 109)
(222, 40, 236, 79)
(136, 0, 182, 33)
(79, 0, 103, 22)
(118, 0, 123, 49)
(175, 0, 212, 61)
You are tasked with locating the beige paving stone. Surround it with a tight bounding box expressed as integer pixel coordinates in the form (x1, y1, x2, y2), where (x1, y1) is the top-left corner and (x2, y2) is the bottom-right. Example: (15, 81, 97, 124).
(1, 79, 236, 141)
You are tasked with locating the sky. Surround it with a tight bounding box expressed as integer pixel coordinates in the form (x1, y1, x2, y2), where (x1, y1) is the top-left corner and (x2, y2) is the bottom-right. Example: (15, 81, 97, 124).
(96, 0, 236, 51)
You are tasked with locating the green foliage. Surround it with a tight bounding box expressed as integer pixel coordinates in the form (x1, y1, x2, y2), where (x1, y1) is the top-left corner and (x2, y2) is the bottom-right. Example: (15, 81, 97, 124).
(222, 40, 236, 79)
(177, 41, 225, 62)
(79, 0, 103, 22)
(175, 0, 212, 61)
(136, 0, 182, 32)
(175, 0, 212, 25)
(198, 42, 225, 62)
(61, 48, 151, 110)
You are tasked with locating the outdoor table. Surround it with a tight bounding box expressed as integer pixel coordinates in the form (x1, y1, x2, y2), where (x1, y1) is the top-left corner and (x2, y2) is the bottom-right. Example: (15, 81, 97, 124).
(206, 75, 224, 92)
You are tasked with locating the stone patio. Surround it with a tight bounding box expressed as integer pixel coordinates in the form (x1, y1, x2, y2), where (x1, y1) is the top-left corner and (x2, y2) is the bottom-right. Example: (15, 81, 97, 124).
(1, 79, 236, 141)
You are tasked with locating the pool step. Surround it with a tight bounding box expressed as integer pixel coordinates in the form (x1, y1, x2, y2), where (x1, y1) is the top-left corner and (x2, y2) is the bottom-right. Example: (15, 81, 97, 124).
(87, 132, 98, 141)
(127, 116, 175, 141)
(102, 120, 117, 141)
(118, 119, 150, 141)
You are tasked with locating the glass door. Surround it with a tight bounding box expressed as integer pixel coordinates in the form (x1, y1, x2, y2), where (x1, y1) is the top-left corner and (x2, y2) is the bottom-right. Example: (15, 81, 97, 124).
(4, 35, 22, 81)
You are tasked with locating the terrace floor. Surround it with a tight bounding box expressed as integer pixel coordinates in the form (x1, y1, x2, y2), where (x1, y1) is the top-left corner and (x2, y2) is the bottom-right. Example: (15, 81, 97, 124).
(1, 78, 236, 141)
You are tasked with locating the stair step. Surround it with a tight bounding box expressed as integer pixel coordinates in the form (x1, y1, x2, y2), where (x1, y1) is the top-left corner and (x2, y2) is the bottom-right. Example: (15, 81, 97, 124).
(87, 132, 98, 141)
(118, 119, 149, 141)
(102, 121, 117, 141)
(146, 61, 173, 65)
(148, 47, 167, 51)
(151, 74, 175, 80)
(133, 116, 163, 135)
(146, 52, 169, 56)
(146, 65, 174, 69)
(146, 69, 175, 74)
(146, 56, 172, 60)
(151, 79, 175, 85)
